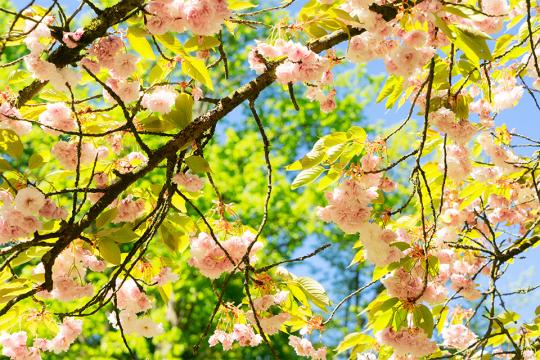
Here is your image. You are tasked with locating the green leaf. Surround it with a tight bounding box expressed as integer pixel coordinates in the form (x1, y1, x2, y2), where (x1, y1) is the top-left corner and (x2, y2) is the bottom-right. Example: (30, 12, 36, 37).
(377, 75, 401, 103)
(413, 304, 434, 337)
(347, 126, 367, 142)
(99, 226, 139, 243)
(184, 36, 220, 51)
(452, 25, 492, 66)
(336, 333, 374, 354)
(295, 276, 331, 311)
(127, 27, 155, 61)
(164, 93, 193, 129)
(182, 56, 214, 91)
(156, 33, 186, 54)
(28, 153, 43, 169)
(185, 155, 210, 174)
(0, 130, 23, 159)
(97, 238, 121, 265)
(291, 165, 324, 189)
(96, 208, 118, 228)
(228, 0, 257, 10)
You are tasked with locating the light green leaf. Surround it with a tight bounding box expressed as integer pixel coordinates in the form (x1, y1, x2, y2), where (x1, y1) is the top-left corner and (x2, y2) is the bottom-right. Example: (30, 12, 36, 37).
(164, 93, 193, 129)
(0, 129, 23, 159)
(99, 226, 139, 243)
(296, 276, 331, 311)
(229, 0, 257, 10)
(291, 165, 324, 189)
(185, 36, 220, 51)
(413, 304, 434, 337)
(28, 153, 43, 169)
(127, 27, 155, 60)
(452, 25, 492, 66)
(98, 238, 121, 265)
(182, 56, 214, 90)
(185, 155, 210, 174)
(336, 333, 374, 354)
(96, 208, 118, 228)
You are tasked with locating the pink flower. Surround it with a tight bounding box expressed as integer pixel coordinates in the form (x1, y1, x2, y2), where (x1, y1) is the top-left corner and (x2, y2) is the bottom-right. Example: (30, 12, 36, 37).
(47, 317, 83, 354)
(38, 198, 67, 220)
(112, 195, 145, 223)
(14, 187, 45, 216)
(376, 327, 437, 357)
(209, 329, 234, 350)
(0, 331, 41, 360)
(441, 324, 477, 350)
(430, 108, 477, 145)
(232, 324, 262, 347)
(184, 0, 230, 35)
(288, 335, 327, 359)
(188, 231, 261, 279)
(0, 103, 32, 136)
(191, 86, 203, 101)
(142, 86, 177, 114)
(172, 172, 204, 192)
(39, 102, 76, 135)
(51, 141, 98, 170)
(0, 209, 41, 243)
(152, 267, 179, 285)
(90, 36, 124, 67)
(116, 279, 153, 314)
(317, 179, 377, 234)
(103, 78, 140, 103)
(109, 53, 138, 79)
(62, 29, 84, 48)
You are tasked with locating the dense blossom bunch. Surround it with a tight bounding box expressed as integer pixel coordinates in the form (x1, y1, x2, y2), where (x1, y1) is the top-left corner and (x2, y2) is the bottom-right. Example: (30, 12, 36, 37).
(145, 0, 231, 35)
(0, 188, 65, 243)
(441, 324, 477, 350)
(0, 317, 82, 359)
(376, 327, 438, 358)
(172, 171, 205, 192)
(288, 336, 327, 360)
(34, 242, 105, 301)
(249, 40, 330, 84)
(107, 279, 164, 338)
(188, 230, 261, 279)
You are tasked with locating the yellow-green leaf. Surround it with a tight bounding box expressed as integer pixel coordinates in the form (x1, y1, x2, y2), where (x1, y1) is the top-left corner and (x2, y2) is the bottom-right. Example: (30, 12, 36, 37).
(182, 56, 214, 91)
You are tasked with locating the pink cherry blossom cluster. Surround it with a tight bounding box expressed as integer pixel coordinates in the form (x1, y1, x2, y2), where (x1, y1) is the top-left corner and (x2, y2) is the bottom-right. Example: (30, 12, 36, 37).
(0, 317, 82, 360)
(141, 86, 177, 114)
(430, 108, 477, 146)
(116, 151, 148, 174)
(188, 230, 261, 279)
(34, 242, 105, 301)
(248, 40, 330, 85)
(209, 324, 262, 350)
(316, 179, 377, 234)
(146, 0, 231, 36)
(112, 195, 146, 223)
(22, 16, 82, 92)
(39, 102, 76, 135)
(0, 188, 66, 244)
(51, 140, 106, 170)
(86, 36, 140, 92)
(108, 279, 163, 338)
(441, 324, 477, 350)
(357, 223, 404, 267)
(288, 335, 327, 360)
(0, 102, 32, 136)
(376, 327, 438, 358)
(172, 171, 205, 192)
